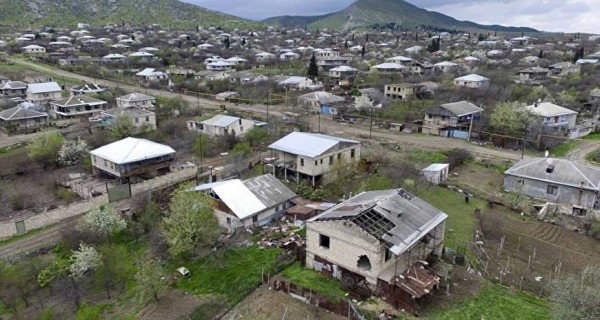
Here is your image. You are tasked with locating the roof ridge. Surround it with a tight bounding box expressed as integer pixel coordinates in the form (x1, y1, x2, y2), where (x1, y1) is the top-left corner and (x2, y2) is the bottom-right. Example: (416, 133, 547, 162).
(569, 162, 598, 189)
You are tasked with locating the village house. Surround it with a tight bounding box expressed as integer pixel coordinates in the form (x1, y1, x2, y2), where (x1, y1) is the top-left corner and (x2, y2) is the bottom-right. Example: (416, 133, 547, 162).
(0, 102, 49, 133)
(548, 62, 579, 76)
(192, 174, 296, 231)
(406, 61, 433, 75)
(328, 66, 358, 82)
(278, 76, 314, 90)
(101, 106, 157, 131)
(422, 163, 450, 185)
(504, 157, 600, 215)
(195, 70, 230, 82)
(102, 54, 127, 63)
(517, 67, 550, 84)
(433, 61, 459, 73)
(421, 101, 483, 139)
(266, 132, 360, 186)
(49, 95, 109, 119)
(186, 114, 256, 137)
(384, 83, 423, 101)
(453, 74, 490, 89)
(22, 45, 46, 54)
(297, 91, 346, 115)
(26, 82, 62, 103)
(116, 93, 156, 108)
(135, 68, 168, 82)
(385, 55, 413, 64)
(524, 102, 577, 132)
(70, 83, 106, 95)
(90, 137, 175, 180)
(305, 189, 447, 311)
(206, 60, 234, 71)
(0, 81, 27, 97)
(370, 62, 406, 74)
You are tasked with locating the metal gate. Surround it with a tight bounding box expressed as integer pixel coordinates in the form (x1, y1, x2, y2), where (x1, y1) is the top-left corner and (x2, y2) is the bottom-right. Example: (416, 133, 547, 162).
(15, 220, 26, 235)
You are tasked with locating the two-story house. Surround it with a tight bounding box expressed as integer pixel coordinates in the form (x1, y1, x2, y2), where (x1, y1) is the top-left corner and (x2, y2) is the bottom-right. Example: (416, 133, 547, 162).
(90, 137, 175, 180)
(524, 102, 577, 132)
(297, 91, 346, 115)
(384, 83, 423, 101)
(101, 106, 157, 131)
(0, 81, 27, 97)
(517, 67, 550, 84)
(267, 132, 360, 186)
(26, 82, 62, 103)
(306, 189, 447, 312)
(421, 101, 483, 139)
(49, 95, 109, 119)
(116, 93, 156, 109)
(186, 114, 255, 137)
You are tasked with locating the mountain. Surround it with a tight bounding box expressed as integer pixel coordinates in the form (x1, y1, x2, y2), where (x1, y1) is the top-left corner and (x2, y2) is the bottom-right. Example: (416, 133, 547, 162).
(264, 0, 537, 33)
(0, 0, 256, 29)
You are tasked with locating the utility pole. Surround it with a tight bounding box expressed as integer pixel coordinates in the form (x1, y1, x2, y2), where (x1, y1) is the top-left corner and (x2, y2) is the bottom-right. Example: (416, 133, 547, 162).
(369, 106, 374, 139)
(318, 112, 321, 133)
(521, 123, 527, 159)
(196, 91, 200, 110)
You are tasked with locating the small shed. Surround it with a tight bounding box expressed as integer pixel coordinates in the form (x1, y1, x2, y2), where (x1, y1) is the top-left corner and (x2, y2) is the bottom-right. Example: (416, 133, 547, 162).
(422, 163, 450, 185)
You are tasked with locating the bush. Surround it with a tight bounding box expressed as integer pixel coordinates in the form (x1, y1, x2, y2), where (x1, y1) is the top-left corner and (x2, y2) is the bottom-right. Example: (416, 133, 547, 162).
(74, 302, 103, 320)
(447, 148, 473, 170)
(56, 187, 77, 201)
(9, 194, 26, 210)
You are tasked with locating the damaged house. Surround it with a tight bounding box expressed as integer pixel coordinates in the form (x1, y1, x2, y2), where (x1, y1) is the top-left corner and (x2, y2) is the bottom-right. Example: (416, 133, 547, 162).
(504, 157, 600, 216)
(305, 189, 447, 312)
(192, 174, 296, 231)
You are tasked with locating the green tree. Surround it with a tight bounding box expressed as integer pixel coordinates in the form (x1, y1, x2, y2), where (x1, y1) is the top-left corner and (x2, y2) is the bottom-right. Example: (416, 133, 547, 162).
(489, 102, 536, 134)
(28, 131, 64, 166)
(162, 184, 220, 257)
(69, 244, 102, 280)
(550, 266, 600, 319)
(193, 134, 209, 159)
(90, 244, 134, 298)
(310, 187, 327, 201)
(244, 127, 268, 147)
(81, 205, 127, 238)
(109, 115, 134, 140)
(232, 142, 251, 155)
(135, 258, 168, 305)
(307, 53, 319, 79)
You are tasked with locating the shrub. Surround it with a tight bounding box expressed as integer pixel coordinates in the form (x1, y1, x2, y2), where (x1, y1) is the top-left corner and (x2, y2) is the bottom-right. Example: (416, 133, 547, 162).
(56, 187, 77, 201)
(447, 148, 473, 170)
(9, 194, 26, 210)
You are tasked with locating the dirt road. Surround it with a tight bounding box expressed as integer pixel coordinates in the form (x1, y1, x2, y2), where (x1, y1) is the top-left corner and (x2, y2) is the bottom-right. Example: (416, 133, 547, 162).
(567, 140, 600, 162)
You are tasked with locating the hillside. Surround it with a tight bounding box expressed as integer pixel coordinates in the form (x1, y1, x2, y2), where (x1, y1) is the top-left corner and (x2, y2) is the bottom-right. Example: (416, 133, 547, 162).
(265, 0, 537, 33)
(0, 0, 257, 29)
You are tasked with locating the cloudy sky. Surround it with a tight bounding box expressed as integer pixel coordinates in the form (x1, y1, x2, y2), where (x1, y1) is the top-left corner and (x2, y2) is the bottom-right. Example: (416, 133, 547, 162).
(185, 0, 599, 33)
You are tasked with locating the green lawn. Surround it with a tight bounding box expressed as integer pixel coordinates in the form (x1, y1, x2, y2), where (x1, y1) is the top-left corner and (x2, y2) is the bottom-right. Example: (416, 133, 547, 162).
(582, 133, 600, 141)
(176, 246, 283, 306)
(417, 186, 485, 248)
(280, 262, 347, 299)
(549, 140, 578, 157)
(425, 284, 550, 320)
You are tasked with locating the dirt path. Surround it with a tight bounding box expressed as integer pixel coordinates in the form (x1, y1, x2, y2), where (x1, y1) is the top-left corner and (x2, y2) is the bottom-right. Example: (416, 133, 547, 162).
(567, 140, 600, 162)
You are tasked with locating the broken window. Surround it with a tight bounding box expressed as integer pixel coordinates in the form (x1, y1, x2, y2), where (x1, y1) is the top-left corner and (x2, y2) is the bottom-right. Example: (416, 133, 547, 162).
(300, 159, 304, 166)
(319, 234, 330, 248)
(351, 149, 355, 158)
(546, 165, 555, 173)
(547, 184, 558, 195)
(357, 255, 371, 271)
(385, 248, 392, 262)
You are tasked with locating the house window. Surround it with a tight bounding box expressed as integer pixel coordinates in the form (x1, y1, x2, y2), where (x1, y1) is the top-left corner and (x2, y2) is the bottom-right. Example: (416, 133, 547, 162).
(329, 156, 333, 165)
(300, 159, 304, 166)
(103, 160, 108, 166)
(547, 185, 558, 195)
(135, 117, 139, 123)
(145, 116, 149, 122)
(351, 149, 355, 158)
(226, 217, 231, 225)
(517, 179, 525, 186)
(385, 249, 392, 262)
(252, 215, 258, 223)
(314, 160, 318, 166)
(319, 234, 330, 248)
(337, 154, 341, 160)
(320, 159, 323, 164)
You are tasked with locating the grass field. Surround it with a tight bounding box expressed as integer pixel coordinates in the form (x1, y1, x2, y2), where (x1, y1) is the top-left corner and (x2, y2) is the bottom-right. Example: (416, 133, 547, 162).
(426, 284, 550, 320)
(549, 140, 579, 157)
(417, 186, 485, 247)
(280, 262, 347, 299)
(176, 246, 283, 306)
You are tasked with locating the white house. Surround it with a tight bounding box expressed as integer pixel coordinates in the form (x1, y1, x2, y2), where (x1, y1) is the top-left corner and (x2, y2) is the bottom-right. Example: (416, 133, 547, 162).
(116, 93, 156, 108)
(186, 114, 255, 137)
(26, 82, 62, 103)
(524, 102, 578, 131)
(101, 106, 157, 131)
(22, 45, 46, 54)
(278, 76, 314, 90)
(453, 74, 490, 89)
(49, 95, 109, 119)
(135, 68, 168, 82)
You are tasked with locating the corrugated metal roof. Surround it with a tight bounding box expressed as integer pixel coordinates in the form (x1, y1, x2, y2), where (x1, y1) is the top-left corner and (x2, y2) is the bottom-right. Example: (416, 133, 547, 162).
(243, 174, 296, 209)
(212, 180, 266, 219)
(308, 189, 447, 255)
(524, 102, 577, 117)
(268, 132, 359, 158)
(298, 91, 345, 105)
(439, 101, 483, 116)
(90, 137, 175, 165)
(505, 157, 600, 190)
(454, 74, 489, 82)
(0, 106, 48, 120)
(51, 95, 106, 107)
(201, 114, 239, 127)
(27, 82, 61, 94)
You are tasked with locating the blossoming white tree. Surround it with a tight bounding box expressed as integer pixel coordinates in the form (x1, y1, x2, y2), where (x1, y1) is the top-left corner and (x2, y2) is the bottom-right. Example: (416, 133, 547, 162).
(69, 243, 102, 280)
(58, 138, 89, 166)
(82, 205, 127, 237)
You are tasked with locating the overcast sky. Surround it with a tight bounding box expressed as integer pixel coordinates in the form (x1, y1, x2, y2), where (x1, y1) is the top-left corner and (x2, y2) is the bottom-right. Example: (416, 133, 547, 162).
(184, 0, 599, 33)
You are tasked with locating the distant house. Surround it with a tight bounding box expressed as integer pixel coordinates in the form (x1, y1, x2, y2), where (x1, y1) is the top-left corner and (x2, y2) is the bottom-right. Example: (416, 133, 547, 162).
(187, 114, 255, 137)
(280, 51, 300, 60)
(385, 55, 414, 64)
(370, 63, 406, 74)
(278, 76, 314, 90)
(328, 66, 358, 80)
(453, 74, 490, 89)
(406, 61, 433, 75)
(206, 61, 234, 71)
(26, 82, 62, 103)
(422, 101, 483, 139)
(517, 67, 550, 84)
(504, 157, 600, 214)
(255, 52, 276, 62)
(0, 102, 49, 133)
(590, 88, 600, 104)
(101, 106, 157, 131)
(267, 132, 360, 186)
(297, 91, 345, 115)
(102, 54, 127, 63)
(433, 61, 459, 73)
(524, 102, 577, 132)
(49, 95, 109, 119)
(422, 163, 450, 185)
(195, 71, 230, 82)
(70, 83, 106, 95)
(305, 189, 446, 312)
(192, 174, 297, 231)
(0, 81, 27, 97)
(135, 68, 168, 82)
(22, 45, 46, 54)
(129, 51, 154, 60)
(548, 62, 579, 76)
(229, 72, 268, 85)
(384, 83, 422, 101)
(90, 137, 175, 180)
(116, 93, 156, 109)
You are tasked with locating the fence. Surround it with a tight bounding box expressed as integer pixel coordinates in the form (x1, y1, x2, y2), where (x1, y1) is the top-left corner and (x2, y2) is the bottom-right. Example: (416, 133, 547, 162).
(261, 275, 367, 320)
